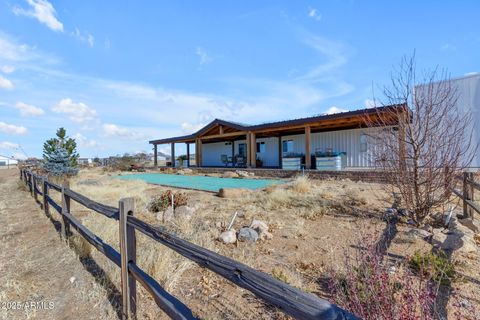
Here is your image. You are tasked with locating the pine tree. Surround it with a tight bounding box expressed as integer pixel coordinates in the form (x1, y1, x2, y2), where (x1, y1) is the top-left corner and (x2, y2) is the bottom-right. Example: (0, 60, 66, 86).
(43, 128, 79, 176)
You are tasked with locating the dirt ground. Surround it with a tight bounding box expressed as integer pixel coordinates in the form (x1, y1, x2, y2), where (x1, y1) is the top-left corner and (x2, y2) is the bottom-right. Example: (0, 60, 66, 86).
(0, 169, 117, 320)
(2, 167, 480, 319)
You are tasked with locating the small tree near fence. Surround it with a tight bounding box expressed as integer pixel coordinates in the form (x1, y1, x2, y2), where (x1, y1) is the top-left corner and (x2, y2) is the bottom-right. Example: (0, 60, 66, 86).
(43, 128, 79, 176)
(365, 54, 477, 225)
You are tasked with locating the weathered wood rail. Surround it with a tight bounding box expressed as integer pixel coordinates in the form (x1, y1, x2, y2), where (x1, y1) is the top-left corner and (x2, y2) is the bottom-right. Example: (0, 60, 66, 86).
(453, 172, 480, 220)
(19, 168, 358, 320)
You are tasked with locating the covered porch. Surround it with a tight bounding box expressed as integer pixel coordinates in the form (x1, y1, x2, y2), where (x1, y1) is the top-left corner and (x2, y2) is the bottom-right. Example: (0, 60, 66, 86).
(149, 105, 406, 170)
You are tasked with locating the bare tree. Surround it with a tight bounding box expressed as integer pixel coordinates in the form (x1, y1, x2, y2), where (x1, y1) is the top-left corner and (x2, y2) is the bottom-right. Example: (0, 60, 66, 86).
(365, 54, 476, 225)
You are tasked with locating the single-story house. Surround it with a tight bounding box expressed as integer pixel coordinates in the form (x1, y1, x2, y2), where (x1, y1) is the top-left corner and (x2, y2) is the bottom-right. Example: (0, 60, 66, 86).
(149, 105, 405, 170)
(0, 155, 18, 168)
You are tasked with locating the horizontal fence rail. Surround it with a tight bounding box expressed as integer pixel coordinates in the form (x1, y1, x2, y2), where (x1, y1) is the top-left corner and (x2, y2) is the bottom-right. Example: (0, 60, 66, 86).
(19, 168, 358, 320)
(453, 172, 480, 219)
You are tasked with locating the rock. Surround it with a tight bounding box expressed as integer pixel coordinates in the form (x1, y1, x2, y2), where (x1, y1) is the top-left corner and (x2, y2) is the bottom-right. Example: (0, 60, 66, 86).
(69, 277, 76, 284)
(77, 179, 102, 186)
(183, 168, 193, 174)
(218, 229, 237, 244)
(223, 171, 239, 178)
(217, 188, 250, 198)
(407, 228, 433, 240)
(236, 170, 250, 178)
(175, 205, 196, 219)
(237, 227, 259, 242)
(458, 218, 480, 233)
(250, 220, 273, 240)
(162, 207, 174, 222)
(176, 170, 185, 175)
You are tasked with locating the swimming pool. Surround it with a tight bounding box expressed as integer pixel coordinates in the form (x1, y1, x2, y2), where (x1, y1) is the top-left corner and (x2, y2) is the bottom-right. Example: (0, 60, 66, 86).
(117, 173, 282, 192)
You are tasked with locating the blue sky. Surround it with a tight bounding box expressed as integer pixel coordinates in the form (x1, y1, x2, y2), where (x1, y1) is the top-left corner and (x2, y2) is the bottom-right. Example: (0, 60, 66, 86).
(0, 1, 479, 158)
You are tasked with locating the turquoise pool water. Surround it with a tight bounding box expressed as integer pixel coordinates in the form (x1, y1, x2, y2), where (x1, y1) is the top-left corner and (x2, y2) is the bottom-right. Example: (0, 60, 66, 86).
(117, 173, 282, 192)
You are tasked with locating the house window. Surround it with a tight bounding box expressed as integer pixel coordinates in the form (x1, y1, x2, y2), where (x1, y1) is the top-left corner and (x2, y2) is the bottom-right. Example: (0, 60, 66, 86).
(225, 142, 232, 146)
(238, 143, 246, 156)
(360, 134, 368, 152)
(256, 142, 266, 153)
(282, 140, 294, 154)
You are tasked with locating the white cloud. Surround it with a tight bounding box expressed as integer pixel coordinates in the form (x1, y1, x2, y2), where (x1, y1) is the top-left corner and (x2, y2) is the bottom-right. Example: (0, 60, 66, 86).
(364, 99, 378, 108)
(0, 122, 27, 135)
(323, 106, 347, 115)
(74, 133, 99, 148)
(195, 47, 212, 65)
(12, 152, 27, 160)
(15, 102, 45, 117)
(52, 98, 97, 123)
(13, 0, 64, 32)
(0, 141, 20, 149)
(102, 123, 145, 140)
(181, 122, 206, 133)
(72, 28, 95, 47)
(0, 75, 14, 89)
(308, 8, 322, 21)
(0, 65, 15, 73)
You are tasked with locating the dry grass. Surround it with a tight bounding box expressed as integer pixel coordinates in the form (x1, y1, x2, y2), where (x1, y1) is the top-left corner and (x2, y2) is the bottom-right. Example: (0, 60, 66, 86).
(48, 168, 391, 319)
(291, 175, 313, 193)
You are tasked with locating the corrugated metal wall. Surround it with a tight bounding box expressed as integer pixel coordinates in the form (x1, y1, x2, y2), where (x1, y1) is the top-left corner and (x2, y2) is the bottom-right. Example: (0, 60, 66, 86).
(282, 127, 381, 168)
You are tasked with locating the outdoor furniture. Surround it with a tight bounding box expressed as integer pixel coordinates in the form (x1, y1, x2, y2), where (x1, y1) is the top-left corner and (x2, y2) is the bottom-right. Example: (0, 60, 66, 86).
(221, 155, 234, 167)
(235, 155, 246, 167)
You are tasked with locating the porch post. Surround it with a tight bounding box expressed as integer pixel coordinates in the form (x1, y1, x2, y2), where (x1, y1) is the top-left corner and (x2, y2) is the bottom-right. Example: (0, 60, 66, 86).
(171, 143, 175, 167)
(305, 126, 311, 169)
(195, 138, 202, 167)
(246, 132, 251, 167)
(278, 136, 283, 169)
(231, 140, 235, 167)
(153, 144, 158, 167)
(250, 132, 256, 168)
(186, 143, 190, 167)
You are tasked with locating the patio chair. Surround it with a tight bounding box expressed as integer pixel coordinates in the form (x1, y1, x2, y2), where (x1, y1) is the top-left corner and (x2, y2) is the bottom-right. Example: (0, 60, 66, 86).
(235, 155, 246, 167)
(221, 154, 229, 167)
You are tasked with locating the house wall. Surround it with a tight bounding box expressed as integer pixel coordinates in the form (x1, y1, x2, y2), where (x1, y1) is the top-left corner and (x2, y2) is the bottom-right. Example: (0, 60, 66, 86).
(202, 137, 280, 167)
(281, 127, 382, 168)
(202, 141, 233, 166)
(256, 137, 280, 167)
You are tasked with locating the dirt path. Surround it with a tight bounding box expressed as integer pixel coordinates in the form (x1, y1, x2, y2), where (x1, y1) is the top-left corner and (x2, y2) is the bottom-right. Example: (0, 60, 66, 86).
(0, 169, 117, 320)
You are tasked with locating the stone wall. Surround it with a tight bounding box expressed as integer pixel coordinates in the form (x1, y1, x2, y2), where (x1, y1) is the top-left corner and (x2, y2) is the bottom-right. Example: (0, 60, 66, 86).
(187, 167, 388, 183)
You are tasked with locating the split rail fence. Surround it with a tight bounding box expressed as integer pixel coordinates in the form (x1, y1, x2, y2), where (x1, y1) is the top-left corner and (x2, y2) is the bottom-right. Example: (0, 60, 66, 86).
(452, 172, 480, 220)
(19, 168, 357, 320)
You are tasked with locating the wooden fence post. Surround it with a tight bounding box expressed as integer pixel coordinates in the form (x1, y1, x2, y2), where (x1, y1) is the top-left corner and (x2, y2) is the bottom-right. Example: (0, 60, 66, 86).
(468, 172, 475, 219)
(462, 172, 469, 218)
(61, 181, 71, 241)
(119, 198, 137, 319)
(29, 172, 34, 196)
(33, 174, 38, 203)
(43, 177, 49, 216)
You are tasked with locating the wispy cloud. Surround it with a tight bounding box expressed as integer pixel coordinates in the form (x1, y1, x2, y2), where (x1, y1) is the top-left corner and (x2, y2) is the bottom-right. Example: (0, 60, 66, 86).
(15, 102, 45, 117)
(0, 141, 20, 149)
(13, 0, 64, 32)
(0, 121, 27, 135)
(0, 75, 14, 89)
(74, 133, 99, 148)
(0, 65, 15, 73)
(308, 8, 322, 21)
(102, 123, 146, 141)
(440, 43, 456, 51)
(52, 98, 97, 123)
(72, 28, 95, 47)
(297, 32, 350, 80)
(195, 47, 212, 65)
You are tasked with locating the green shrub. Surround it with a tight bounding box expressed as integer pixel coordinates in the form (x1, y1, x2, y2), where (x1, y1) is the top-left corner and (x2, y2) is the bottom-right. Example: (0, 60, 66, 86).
(408, 250, 457, 285)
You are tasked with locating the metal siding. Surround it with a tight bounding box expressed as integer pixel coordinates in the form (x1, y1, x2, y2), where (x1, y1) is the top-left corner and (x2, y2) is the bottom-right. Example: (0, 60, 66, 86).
(202, 142, 233, 166)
